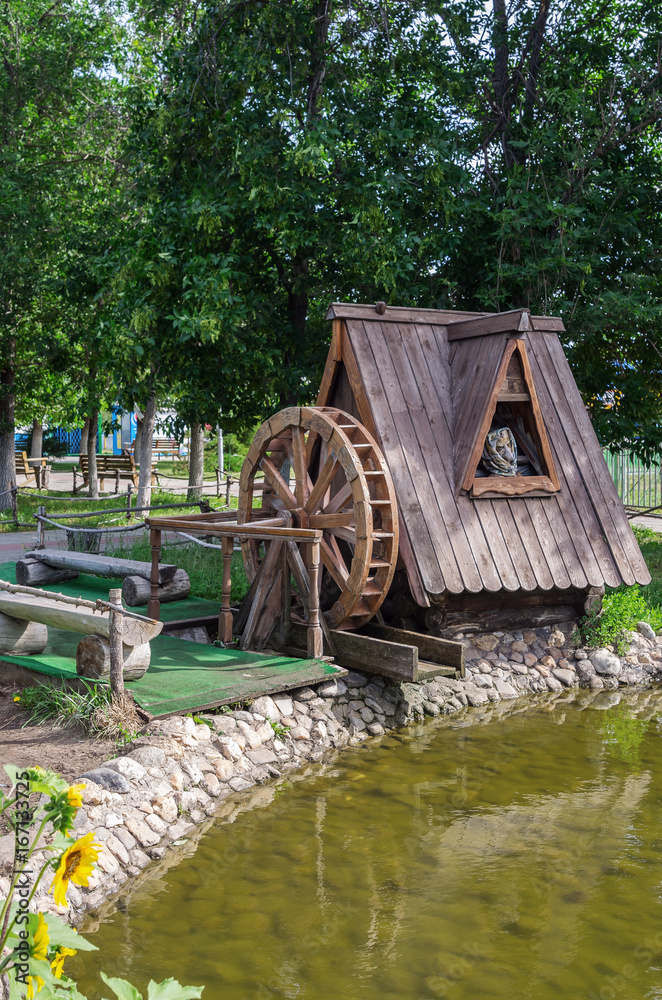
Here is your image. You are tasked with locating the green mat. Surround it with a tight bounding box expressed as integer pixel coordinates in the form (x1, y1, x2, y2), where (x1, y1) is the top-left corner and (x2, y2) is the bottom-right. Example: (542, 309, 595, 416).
(0, 562, 343, 715)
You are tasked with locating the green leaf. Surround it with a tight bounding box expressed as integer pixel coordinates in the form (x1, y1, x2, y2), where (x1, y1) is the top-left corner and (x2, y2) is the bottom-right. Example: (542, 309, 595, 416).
(100, 973, 143, 1000)
(146, 979, 204, 999)
(44, 912, 98, 951)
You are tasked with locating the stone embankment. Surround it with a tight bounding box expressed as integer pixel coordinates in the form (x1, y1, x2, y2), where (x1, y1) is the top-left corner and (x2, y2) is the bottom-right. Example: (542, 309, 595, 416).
(7, 620, 661, 923)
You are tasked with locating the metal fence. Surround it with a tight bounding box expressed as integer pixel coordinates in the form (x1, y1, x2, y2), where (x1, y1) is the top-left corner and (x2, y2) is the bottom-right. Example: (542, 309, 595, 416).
(605, 450, 662, 511)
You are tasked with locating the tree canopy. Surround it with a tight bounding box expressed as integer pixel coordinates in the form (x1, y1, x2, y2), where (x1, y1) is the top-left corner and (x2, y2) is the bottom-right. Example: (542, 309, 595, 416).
(1, 0, 661, 495)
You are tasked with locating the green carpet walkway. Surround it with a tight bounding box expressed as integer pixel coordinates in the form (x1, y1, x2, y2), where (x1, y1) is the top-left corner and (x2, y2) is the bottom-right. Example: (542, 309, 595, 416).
(0, 562, 343, 716)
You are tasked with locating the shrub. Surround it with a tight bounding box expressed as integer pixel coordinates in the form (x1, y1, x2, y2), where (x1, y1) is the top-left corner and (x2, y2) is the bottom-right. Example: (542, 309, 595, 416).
(582, 584, 662, 651)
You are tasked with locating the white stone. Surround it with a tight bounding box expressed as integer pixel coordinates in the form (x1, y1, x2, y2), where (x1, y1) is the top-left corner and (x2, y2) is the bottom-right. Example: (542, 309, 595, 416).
(236, 720, 262, 750)
(545, 675, 563, 692)
(212, 758, 234, 781)
(316, 679, 347, 698)
(214, 736, 243, 761)
(552, 668, 577, 687)
(159, 716, 197, 738)
(290, 726, 310, 740)
(151, 794, 178, 823)
(494, 679, 517, 699)
(145, 813, 169, 836)
(589, 647, 622, 676)
(124, 816, 161, 848)
(637, 621, 656, 640)
(272, 696, 293, 717)
(255, 722, 274, 743)
(250, 695, 280, 722)
(180, 761, 205, 786)
(104, 757, 147, 782)
(194, 724, 212, 741)
(463, 686, 489, 706)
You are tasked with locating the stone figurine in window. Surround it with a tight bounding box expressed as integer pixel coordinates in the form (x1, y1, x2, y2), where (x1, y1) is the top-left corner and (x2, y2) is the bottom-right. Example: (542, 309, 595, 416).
(482, 427, 517, 477)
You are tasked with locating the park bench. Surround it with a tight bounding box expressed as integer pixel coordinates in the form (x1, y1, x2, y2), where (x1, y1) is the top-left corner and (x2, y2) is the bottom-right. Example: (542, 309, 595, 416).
(15, 451, 48, 486)
(74, 454, 158, 493)
(130, 438, 181, 461)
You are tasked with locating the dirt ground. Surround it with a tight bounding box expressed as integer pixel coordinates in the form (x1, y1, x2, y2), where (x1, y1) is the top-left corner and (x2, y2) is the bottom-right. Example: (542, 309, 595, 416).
(0, 686, 115, 786)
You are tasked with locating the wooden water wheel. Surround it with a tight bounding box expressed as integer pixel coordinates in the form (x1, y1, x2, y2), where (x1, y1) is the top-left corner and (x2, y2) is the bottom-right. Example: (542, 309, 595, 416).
(237, 406, 399, 633)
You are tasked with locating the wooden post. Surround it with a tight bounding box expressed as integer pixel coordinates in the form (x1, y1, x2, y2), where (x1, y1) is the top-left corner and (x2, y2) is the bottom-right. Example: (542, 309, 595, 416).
(72, 468, 77, 494)
(216, 468, 220, 498)
(35, 465, 41, 490)
(126, 481, 133, 521)
(225, 476, 231, 507)
(218, 535, 234, 643)
(10, 487, 17, 526)
(148, 527, 162, 620)
(114, 468, 120, 494)
(36, 506, 45, 549)
(108, 587, 124, 696)
(306, 539, 324, 659)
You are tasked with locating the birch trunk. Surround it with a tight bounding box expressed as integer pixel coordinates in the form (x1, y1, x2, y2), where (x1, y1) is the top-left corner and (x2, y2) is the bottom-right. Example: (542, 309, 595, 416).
(87, 410, 99, 499)
(136, 395, 156, 509)
(187, 422, 205, 500)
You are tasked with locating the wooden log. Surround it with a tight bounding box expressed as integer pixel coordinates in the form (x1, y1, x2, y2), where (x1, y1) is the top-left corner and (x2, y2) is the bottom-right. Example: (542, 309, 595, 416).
(76, 636, 151, 681)
(16, 559, 79, 587)
(0, 613, 48, 655)
(122, 569, 191, 607)
(436, 605, 579, 636)
(286, 621, 418, 681)
(0, 592, 160, 645)
(24, 549, 177, 585)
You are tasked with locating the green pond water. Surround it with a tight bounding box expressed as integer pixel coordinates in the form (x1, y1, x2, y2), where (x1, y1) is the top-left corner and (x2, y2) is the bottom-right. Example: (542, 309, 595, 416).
(72, 689, 662, 1000)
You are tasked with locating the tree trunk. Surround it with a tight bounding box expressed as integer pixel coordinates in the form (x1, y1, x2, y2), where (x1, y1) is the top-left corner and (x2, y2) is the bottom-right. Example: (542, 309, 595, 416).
(0, 613, 47, 655)
(187, 422, 205, 500)
(87, 410, 99, 499)
(30, 418, 43, 459)
(0, 342, 16, 511)
(79, 418, 89, 455)
(136, 395, 157, 509)
(133, 413, 142, 464)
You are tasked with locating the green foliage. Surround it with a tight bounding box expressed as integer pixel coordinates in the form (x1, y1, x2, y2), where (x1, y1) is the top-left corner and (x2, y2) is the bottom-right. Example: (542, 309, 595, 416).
(632, 526, 662, 612)
(105, 536, 251, 604)
(14, 681, 141, 745)
(581, 585, 662, 652)
(270, 720, 291, 739)
(0, 765, 203, 999)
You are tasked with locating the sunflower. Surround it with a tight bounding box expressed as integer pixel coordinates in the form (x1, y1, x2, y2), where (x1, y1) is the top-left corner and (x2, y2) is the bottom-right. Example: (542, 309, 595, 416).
(50, 832, 101, 907)
(51, 946, 77, 978)
(31, 913, 49, 961)
(26, 914, 49, 998)
(66, 783, 86, 810)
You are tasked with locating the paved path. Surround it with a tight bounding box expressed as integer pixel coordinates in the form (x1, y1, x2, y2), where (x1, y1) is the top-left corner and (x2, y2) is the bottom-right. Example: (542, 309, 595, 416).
(629, 514, 662, 533)
(0, 530, 68, 563)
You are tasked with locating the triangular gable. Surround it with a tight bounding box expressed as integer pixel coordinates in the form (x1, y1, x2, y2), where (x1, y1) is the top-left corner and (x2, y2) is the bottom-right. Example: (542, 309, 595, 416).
(451, 323, 560, 497)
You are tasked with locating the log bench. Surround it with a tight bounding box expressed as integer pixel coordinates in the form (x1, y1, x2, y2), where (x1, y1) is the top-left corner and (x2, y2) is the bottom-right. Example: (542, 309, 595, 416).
(17, 550, 190, 607)
(74, 454, 158, 493)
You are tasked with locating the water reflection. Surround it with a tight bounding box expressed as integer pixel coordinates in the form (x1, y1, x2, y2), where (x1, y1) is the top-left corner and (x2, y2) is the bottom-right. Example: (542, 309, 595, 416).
(72, 689, 662, 1000)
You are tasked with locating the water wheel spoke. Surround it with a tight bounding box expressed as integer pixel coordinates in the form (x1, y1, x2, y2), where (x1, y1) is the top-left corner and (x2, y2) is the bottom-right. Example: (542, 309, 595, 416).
(320, 538, 349, 590)
(259, 457, 297, 511)
(326, 525, 357, 547)
(291, 426, 308, 506)
(309, 512, 354, 529)
(324, 481, 352, 515)
(306, 452, 341, 513)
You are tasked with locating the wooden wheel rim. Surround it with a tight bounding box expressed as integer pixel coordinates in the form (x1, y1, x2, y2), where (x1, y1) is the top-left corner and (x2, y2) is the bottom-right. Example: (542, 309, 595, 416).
(238, 406, 399, 629)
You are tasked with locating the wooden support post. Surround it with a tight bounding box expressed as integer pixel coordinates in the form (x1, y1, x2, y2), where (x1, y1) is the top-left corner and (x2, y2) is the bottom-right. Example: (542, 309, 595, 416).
(10, 487, 17, 526)
(306, 539, 324, 659)
(115, 468, 120, 494)
(218, 535, 234, 643)
(225, 475, 231, 507)
(36, 506, 45, 549)
(35, 466, 41, 490)
(72, 468, 77, 494)
(216, 468, 220, 498)
(108, 587, 124, 696)
(127, 481, 133, 521)
(148, 527, 162, 620)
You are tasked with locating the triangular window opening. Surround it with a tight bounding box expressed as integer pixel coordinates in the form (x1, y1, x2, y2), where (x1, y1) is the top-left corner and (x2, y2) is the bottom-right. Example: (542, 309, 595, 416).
(464, 339, 560, 498)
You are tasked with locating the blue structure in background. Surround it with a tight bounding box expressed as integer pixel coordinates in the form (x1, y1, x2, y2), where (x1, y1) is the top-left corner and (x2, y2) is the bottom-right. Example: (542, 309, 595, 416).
(16, 410, 137, 456)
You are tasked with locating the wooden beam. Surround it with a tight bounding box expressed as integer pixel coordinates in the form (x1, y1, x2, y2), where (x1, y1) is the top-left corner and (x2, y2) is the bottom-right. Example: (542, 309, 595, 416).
(0, 592, 159, 646)
(360, 622, 465, 675)
(325, 303, 487, 324)
(286, 621, 419, 681)
(447, 308, 533, 341)
(460, 340, 518, 491)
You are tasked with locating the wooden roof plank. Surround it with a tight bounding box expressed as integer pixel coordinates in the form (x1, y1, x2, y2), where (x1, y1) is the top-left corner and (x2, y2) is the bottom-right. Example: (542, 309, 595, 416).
(522, 334, 617, 588)
(447, 308, 532, 341)
(359, 319, 472, 594)
(541, 497, 589, 590)
(470, 498, 522, 592)
(538, 333, 647, 586)
(346, 319, 461, 595)
(395, 322, 503, 593)
(489, 500, 540, 591)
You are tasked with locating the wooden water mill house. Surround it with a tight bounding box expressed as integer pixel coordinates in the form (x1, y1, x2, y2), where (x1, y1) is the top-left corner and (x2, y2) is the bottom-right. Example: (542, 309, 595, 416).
(147, 301, 649, 683)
